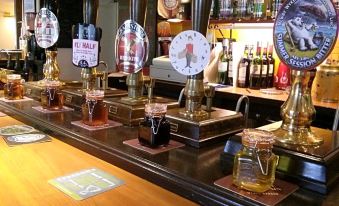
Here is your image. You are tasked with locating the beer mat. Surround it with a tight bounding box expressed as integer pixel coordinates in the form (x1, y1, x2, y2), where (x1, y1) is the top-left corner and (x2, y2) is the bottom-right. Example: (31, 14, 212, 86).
(214, 175, 299, 206)
(0, 111, 7, 117)
(0, 125, 36, 136)
(32, 106, 74, 113)
(71, 120, 122, 131)
(3, 133, 52, 146)
(123, 139, 185, 155)
(49, 168, 124, 201)
(0, 97, 33, 102)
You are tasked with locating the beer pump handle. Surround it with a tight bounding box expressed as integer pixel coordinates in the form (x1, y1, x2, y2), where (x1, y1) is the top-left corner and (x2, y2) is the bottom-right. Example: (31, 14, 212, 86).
(130, 0, 147, 26)
(84, 0, 99, 25)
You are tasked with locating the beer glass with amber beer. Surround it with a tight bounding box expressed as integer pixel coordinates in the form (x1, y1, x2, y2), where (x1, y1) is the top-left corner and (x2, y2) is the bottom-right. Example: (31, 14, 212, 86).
(41, 80, 64, 110)
(4, 74, 24, 100)
(82, 90, 108, 126)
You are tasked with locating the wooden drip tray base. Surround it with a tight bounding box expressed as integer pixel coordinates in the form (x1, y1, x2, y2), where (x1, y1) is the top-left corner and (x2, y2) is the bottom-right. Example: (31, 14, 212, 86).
(166, 107, 244, 148)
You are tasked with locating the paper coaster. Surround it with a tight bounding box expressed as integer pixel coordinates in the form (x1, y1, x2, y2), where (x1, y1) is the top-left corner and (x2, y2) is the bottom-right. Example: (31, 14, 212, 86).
(3, 133, 52, 146)
(123, 138, 185, 155)
(214, 175, 298, 206)
(32, 106, 74, 113)
(49, 168, 124, 200)
(71, 120, 122, 131)
(0, 97, 33, 102)
(0, 111, 7, 117)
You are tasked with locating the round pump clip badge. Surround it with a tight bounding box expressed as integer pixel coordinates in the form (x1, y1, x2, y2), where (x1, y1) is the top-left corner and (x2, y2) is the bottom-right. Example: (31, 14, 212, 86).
(169, 30, 210, 76)
(163, 0, 179, 10)
(115, 20, 149, 74)
(34, 8, 60, 49)
(273, 0, 338, 70)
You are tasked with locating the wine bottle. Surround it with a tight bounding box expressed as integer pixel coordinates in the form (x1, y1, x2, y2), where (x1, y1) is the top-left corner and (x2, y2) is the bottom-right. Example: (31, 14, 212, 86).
(228, 41, 234, 86)
(237, 45, 250, 88)
(218, 39, 229, 85)
(22, 54, 31, 82)
(261, 45, 268, 88)
(249, 42, 262, 89)
(267, 44, 275, 87)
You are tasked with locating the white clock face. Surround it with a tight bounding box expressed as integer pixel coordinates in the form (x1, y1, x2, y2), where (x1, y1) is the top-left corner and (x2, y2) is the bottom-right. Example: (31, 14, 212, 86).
(169, 30, 210, 76)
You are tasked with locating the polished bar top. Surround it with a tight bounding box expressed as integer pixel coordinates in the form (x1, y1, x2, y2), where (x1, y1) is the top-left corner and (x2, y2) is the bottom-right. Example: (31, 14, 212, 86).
(0, 116, 196, 206)
(0, 96, 339, 205)
(217, 87, 337, 110)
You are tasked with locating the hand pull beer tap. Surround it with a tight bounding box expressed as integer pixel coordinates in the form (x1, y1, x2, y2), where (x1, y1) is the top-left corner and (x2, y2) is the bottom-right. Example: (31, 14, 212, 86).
(72, 0, 102, 92)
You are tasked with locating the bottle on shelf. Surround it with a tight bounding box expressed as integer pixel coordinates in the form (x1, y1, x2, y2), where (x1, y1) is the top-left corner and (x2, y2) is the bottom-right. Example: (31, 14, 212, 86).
(220, 0, 233, 19)
(228, 40, 234, 85)
(246, 0, 254, 20)
(261, 45, 268, 88)
(232, 0, 239, 19)
(218, 38, 230, 85)
(253, 0, 265, 19)
(22, 54, 31, 82)
(6, 53, 13, 70)
(265, 0, 272, 20)
(237, 0, 247, 19)
(14, 53, 22, 74)
(237, 45, 250, 88)
(272, 0, 282, 19)
(249, 41, 262, 89)
(267, 44, 275, 87)
(212, 0, 221, 19)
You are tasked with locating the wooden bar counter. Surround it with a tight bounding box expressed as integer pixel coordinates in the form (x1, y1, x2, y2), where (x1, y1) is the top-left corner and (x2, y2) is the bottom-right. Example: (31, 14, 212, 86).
(0, 93, 339, 205)
(0, 116, 196, 206)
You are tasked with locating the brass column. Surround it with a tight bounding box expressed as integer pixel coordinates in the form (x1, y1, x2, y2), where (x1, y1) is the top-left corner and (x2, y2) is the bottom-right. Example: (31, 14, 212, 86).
(81, 0, 100, 91)
(179, 0, 212, 121)
(275, 69, 323, 145)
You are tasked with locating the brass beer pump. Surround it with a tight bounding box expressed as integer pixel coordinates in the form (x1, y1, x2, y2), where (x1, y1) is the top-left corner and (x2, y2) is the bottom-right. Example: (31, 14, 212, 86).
(80, 0, 100, 92)
(106, 0, 178, 126)
(274, 70, 323, 145)
(166, 0, 246, 148)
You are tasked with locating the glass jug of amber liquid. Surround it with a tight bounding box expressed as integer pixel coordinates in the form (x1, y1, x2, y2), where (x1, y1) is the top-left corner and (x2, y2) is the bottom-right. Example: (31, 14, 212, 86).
(138, 103, 170, 148)
(82, 90, 108, 126)
(4, 74, 24, 100)
(233, 129, 279, 193)
(41, 80, 64, 110)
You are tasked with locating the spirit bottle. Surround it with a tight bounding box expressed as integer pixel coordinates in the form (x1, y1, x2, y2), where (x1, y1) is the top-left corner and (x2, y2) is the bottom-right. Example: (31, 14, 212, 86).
(246, 0, 254, 19)
(249, 42, 262, 89)
(237, 0, 247, 19)
(254, 0, 264, 19)
(271, 0, 282, 19)
(265, 0, 272, 19)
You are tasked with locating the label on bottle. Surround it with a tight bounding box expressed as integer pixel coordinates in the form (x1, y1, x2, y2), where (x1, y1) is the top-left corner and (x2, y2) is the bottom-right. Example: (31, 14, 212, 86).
(34, 8, 60, 49)
(115, 20, 149, 73)
(261, 65, 268, 76)
(218, 61, 228, 72)
(238, 63, 247, 84)
(250, 64, 260, 75)
(228, 61, 233, 77)
(269, 63, 274, 75)
(72, 39, 99, 68)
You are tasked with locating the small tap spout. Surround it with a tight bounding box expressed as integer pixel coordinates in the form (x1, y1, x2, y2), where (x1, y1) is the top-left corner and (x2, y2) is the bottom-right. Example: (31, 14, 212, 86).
(204, 84, 215, 112)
